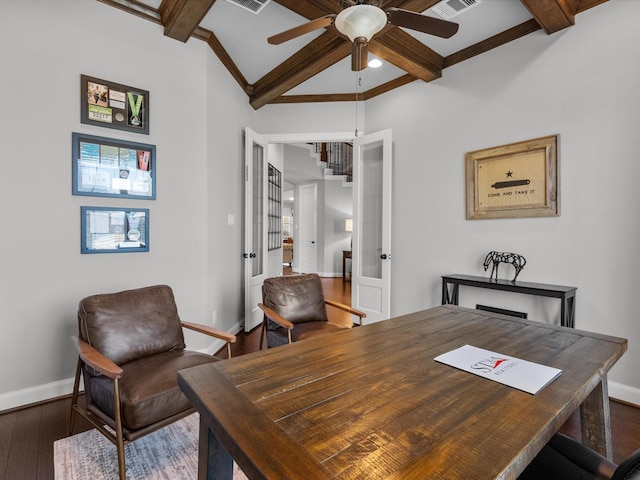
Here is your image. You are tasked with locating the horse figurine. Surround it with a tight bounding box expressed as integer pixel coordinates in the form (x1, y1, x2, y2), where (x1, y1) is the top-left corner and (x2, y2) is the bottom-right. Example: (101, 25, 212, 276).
(483, 251, 526, 283)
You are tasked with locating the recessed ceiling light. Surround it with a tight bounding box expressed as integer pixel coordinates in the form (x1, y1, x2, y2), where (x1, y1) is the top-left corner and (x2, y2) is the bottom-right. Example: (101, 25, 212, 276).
(368, 58, 383, 68)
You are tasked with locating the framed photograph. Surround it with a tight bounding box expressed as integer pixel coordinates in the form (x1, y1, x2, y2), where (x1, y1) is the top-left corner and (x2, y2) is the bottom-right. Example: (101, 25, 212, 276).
(466, 135, 559, 220)
(81, 74, 149, 134)
(72, 132, 156, 200)
(81, 206, 149, 254)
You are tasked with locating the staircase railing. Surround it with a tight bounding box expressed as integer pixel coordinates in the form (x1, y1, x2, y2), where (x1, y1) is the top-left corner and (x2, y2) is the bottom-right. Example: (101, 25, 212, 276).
(313, 142, 353, 182)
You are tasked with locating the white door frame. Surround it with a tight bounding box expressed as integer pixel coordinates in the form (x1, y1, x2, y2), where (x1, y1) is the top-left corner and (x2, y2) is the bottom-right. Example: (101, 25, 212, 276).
(260, 131, 392, 321)
(243, 128, 269, 332)
(352, 129, 392, 323)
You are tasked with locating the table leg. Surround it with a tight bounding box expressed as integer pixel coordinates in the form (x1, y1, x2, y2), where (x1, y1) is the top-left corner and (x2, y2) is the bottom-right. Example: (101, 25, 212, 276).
(343, 254, 346, 280)
(579, 378, 613, 460)
(199, 416, 234, 480)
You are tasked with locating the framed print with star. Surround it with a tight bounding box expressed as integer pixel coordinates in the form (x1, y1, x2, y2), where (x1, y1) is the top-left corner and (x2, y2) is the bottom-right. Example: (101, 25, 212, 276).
(465, 135, 559, 220)
(81, 74, 149, 134)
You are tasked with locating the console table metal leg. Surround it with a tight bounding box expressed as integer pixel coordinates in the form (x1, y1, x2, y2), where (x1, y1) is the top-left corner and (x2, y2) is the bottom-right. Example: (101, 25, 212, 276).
(560, 295, 576, 328)
(451, 285, 459, 304)
(441, 281, 459, 305)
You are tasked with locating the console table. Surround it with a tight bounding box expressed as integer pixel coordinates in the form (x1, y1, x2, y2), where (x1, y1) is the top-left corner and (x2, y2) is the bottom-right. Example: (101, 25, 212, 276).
(442, 274, 577, 328)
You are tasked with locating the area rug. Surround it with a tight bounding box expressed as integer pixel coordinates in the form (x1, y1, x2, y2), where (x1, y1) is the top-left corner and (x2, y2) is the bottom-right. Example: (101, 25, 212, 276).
(54, 413, 248, 479)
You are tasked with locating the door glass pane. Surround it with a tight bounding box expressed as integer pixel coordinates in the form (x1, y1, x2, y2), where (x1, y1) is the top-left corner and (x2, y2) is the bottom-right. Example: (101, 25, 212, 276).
(252, 142, 264, 277)
(359, 140, 383, 280)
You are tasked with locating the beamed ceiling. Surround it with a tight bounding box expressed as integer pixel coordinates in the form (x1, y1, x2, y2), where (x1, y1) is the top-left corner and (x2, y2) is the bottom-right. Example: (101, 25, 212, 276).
(99, 0, 608, 110)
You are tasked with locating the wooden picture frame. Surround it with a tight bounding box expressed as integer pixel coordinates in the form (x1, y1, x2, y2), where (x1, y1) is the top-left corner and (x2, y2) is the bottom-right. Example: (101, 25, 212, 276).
(81, 74, 149, 135)
(81, 206, 149, 254)
(466, 135, 559, 220)
(72, 132, 156, 200)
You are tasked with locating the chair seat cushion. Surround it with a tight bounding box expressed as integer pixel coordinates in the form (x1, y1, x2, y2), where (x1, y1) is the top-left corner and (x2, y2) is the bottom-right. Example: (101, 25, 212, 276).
(89, 350, 218, 431)
(267, 321, 349, 348)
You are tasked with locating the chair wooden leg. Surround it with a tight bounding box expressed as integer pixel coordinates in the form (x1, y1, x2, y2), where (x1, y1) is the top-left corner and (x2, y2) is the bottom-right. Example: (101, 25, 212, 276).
(68, 358, 83, 436)
(259, 318, 267, 350)
(113, 378, 126, 480)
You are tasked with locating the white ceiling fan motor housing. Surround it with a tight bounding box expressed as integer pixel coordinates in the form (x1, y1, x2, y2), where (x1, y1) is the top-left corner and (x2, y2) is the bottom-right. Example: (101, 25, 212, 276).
(335, 5, 388, 42)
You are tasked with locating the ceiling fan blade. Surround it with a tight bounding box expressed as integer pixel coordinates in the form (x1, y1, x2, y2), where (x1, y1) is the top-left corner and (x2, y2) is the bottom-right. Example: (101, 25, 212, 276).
(268, 15, 336, 45)
(386, 8, 459, 38)
(351, 39, 368, 72)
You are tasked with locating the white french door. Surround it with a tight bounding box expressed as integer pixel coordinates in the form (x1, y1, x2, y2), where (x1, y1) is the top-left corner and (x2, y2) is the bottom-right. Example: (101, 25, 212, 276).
(352, 129, 392, 323)
(243, 128, 268, 332)
(298, 183, 318, 273)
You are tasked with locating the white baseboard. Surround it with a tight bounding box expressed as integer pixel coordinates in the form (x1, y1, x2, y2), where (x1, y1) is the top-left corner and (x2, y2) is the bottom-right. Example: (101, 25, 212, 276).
(0, 377, 76, 412)
(0, 321, 246, 414)
(608, 380, 640, 406)
(290, 269, 342, 278)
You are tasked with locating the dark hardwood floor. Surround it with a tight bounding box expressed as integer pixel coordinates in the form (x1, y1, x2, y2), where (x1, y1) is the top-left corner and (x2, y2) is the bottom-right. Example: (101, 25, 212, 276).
(1, 276, 638, 479)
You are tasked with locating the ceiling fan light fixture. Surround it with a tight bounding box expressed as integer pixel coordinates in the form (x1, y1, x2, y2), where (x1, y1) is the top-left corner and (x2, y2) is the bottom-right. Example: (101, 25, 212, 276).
(335, 5, 388, 42)
(368, 58, 382, 68)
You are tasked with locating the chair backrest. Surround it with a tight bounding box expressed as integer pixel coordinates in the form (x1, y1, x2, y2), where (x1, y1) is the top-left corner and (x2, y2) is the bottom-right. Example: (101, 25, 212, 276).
(613, 448, 640, 480)
(262, 274, 328, 325)
(78, 285, 185, 366)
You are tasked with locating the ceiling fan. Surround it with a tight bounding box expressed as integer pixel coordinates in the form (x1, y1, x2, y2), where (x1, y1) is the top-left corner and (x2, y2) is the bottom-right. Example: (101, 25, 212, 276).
(268, 0, 459, 71)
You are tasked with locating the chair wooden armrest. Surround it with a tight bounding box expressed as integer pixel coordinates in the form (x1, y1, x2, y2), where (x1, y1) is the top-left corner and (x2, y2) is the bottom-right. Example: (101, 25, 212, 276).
(71, 336, 123, 379)
(182, 321, 236, 358)
(258, 303, 294, 329)
(325, 299, 367, 325)
(181, 321, 237, 343)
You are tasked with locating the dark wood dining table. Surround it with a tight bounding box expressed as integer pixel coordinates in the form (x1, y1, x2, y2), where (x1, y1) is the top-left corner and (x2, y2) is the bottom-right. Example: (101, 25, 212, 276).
(178, 305, 627, 480)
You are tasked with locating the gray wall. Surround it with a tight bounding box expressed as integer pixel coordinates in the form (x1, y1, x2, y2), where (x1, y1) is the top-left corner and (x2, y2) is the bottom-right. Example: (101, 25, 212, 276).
(0, 0, 251, 408)
(1, 0, 639, 409)
(364, 1, 640, 403)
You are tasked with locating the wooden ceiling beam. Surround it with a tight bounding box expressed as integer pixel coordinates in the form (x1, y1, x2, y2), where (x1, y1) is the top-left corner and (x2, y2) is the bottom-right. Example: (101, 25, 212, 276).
(520, 0, 577, 34)
(250, 32, 352, 109)
(97, 0, 162, 25)
(369, 28, 443, 82)
(159, 0, 217, 42)
(206, 32, 250, 94)
(577, 0, 608, 12)
(444, 19, 541, 68)
(100, 0, 610, 108)
(392, 0, 445, 13)
(270, 0, 336, 19)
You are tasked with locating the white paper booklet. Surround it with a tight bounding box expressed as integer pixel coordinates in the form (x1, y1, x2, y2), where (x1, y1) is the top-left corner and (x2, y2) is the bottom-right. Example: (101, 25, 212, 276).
(434, 344, 562, 394)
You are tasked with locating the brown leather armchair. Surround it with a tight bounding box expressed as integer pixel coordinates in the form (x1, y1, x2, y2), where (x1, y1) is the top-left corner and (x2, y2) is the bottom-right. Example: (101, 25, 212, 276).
(68, 285, 236, 480)
(258, 273, 366, 348)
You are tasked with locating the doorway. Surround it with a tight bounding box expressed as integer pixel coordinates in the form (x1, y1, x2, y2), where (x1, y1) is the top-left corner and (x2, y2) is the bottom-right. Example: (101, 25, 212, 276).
(277, 140, 354, 278)
(244, 130, 392, 331)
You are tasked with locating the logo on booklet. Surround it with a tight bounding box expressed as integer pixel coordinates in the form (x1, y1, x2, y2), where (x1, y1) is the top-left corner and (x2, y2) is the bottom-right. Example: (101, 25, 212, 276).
(470, 356, 511, 374)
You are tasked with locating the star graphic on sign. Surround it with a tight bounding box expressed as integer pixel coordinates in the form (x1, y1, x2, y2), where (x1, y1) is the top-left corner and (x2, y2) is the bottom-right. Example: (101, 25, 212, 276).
(506, 170, 514, 178)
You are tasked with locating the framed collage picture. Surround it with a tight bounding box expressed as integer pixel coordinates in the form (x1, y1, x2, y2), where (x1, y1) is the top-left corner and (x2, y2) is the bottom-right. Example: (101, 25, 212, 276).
(81, 74, 149, 135)
(81, 206, 149, 254)
(72, 132, 156, 200)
